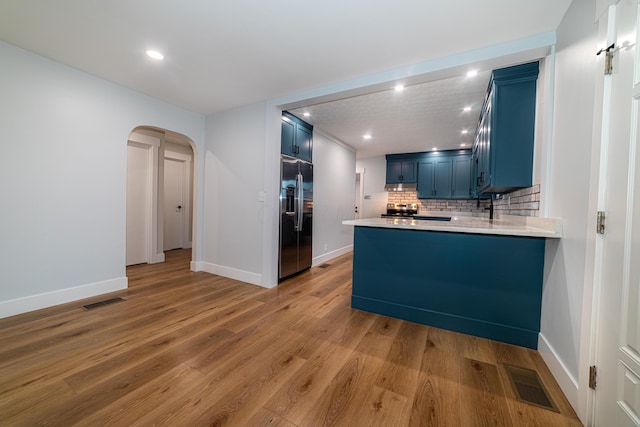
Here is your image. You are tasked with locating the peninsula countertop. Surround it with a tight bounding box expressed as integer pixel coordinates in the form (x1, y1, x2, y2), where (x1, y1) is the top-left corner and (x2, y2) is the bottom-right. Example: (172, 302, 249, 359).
(342, 213, 562, 238)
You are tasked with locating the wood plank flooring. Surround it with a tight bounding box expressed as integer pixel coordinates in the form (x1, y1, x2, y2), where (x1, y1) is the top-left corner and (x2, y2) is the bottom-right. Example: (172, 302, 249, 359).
(0, 249, 583, 426)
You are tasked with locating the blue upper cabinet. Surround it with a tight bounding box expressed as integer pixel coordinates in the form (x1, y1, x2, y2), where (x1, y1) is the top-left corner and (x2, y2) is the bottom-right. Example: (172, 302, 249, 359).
(386, 158, 417, 183)
(452, 155, 473, 199)
(281, 111, 313, 162)
(418, 157, 452, 199)
(410, 150, 472, 199)
(474, 62, 539, 194)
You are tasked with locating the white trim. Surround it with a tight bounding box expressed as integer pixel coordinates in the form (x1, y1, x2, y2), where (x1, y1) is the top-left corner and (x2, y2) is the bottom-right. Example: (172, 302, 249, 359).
(195, 261, 265, 288)
(538, 332, 580, 408)
(312, 245, 353, 267)
(0, 277, 128, 319)
(150, 252, 165, 263)
(596, 0, 619, 21)
(541, 48, 556, 217)
(355, 168, 365, 220)
(262, 103, 282, 288)
(128, 132, 160, 147)
(149, 143, 161, 263)
(164, 150, 192, 162)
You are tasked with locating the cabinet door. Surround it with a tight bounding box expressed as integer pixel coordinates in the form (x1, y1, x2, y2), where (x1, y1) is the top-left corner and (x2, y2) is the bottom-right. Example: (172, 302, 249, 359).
(401, 161, 417, 182)
(452, 155, 472, 198)
(386, 160, 403, 183)
(477, 99, 492, 192)
(417, 160, 434, 198)
(281, 119, 296, 157)
(295, 124, 313, 162)
(433, 158, 452, 198)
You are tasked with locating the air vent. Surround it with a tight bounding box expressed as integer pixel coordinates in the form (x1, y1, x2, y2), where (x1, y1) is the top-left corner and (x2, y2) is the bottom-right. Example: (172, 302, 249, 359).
(504, 364, 559, 412)
(82, 297, 125, 311)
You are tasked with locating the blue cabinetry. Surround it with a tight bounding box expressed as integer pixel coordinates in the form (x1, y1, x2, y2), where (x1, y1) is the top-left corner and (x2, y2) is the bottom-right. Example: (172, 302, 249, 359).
(386, 158, 417, 184)
(473, 62, 539, 194)
(281, 111, 313, 162)
(351, 226, 546, 349)
(413, 150, 472, 199)
(452, 155, 473, 199)
(417, 157, 452, 199)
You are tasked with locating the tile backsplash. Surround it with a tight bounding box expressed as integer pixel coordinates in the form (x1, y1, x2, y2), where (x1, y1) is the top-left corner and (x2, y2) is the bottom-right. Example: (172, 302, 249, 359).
(386, 184, 541, 217)
(493, 184, 540, 217)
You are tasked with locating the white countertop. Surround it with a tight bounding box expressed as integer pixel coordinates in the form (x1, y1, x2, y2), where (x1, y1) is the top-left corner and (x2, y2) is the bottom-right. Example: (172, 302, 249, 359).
(342, 213, 562, 238)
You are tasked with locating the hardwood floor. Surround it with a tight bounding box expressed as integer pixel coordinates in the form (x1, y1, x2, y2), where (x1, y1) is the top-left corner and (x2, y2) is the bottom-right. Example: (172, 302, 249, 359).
(0, 249, 582, 426)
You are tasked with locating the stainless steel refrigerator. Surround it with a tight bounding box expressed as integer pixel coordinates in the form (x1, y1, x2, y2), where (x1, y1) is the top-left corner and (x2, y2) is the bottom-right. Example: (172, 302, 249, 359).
(279, 155, 313, 280)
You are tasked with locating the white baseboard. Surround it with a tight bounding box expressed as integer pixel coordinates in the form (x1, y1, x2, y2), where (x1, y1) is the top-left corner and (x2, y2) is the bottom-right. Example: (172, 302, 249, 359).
(196, 261, 265, 288)
(150, 252, 165, 264)
(312, 244, 353, 267)
(0, 276, 128, 319)
(538, 332, 579, 410)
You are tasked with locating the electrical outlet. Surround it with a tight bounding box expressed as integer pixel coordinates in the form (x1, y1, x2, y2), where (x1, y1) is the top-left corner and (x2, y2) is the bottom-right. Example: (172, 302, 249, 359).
(324, 244, 328, 252)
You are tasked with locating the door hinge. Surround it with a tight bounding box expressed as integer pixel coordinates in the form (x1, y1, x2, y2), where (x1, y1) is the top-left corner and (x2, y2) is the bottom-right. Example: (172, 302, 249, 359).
(596, 43, 615, 75)
(597, 211, 606, 234)
(589, 365, 597, 389)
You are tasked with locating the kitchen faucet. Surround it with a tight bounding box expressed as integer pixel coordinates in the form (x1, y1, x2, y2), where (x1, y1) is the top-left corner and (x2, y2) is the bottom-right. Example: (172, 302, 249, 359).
(486, 196, 494, 220)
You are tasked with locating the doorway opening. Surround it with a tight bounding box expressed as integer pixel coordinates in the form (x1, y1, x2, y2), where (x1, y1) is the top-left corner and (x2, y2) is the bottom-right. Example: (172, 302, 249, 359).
(355, 168, 365, 219)
(126, 126, 197, 267)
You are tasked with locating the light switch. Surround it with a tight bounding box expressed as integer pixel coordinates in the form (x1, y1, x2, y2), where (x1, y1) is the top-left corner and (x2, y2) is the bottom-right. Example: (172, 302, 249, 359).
(258, 191, 266, 202)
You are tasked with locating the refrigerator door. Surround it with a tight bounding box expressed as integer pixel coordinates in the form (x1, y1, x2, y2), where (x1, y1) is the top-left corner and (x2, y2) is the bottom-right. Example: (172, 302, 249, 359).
(298, 159, 313, 271)
(279, 156, 299, 279)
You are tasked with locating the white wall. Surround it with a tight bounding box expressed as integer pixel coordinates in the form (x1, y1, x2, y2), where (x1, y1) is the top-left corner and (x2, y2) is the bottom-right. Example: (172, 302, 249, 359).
(199, 103, 267, 286)
(538, 0, 597, 419)
(0, 40, 205, 318)
(355, 156, 388, 218)
(312, 131, 356, 265)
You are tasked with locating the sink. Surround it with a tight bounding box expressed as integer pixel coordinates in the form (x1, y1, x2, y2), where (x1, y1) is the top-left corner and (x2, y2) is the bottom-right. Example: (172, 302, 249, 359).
(413, 215, 452, 221)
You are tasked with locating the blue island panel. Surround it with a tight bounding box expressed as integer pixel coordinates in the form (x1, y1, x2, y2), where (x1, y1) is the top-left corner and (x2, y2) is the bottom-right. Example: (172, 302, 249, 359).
(351, 226, 546, 348)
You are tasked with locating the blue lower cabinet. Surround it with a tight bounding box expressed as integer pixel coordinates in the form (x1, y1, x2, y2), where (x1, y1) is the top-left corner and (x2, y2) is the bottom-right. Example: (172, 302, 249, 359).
(351, 226, 546, 349)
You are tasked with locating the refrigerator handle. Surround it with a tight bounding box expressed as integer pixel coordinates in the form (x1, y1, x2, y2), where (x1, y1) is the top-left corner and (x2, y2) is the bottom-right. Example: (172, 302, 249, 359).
(295, 172, 303, 231)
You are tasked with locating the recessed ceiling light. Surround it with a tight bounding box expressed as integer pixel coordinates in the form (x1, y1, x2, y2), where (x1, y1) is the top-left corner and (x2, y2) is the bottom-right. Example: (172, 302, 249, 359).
(460, 143, 468, 147)
(461, 130, 468, 134)
(432, 147, 438, 151)
(303, 112, 310, 117)
(466, 70, 478, 78)
(463, 106, 472, 112)
(363, 134, 372, 140)
(394, 84, 405, 92)
(145, 49, 164, 60)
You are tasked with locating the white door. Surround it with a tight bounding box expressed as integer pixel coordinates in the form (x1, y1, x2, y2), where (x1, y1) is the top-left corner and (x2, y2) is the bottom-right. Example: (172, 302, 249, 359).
(163, 158, 184, 251)
(126, 144, 150, 265)
(355, 168, 364, 220)
(355, 172, 361, 219)
(594, 1, 640, 425)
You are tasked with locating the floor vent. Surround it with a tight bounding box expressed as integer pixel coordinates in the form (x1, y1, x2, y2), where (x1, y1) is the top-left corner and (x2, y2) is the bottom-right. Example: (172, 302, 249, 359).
(504, 364, 559, 412)
(317, 264, 331, 269)
(82, 297, 125, 311)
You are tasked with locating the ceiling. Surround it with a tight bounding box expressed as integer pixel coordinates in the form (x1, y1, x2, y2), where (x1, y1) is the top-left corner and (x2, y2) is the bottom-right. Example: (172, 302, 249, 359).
(289, 70, 492, 158)
(0, 1, 572, 157)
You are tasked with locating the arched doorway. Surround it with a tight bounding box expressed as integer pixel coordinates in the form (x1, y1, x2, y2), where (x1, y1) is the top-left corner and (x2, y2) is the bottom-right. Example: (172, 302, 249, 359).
(126, 126, 197, 266)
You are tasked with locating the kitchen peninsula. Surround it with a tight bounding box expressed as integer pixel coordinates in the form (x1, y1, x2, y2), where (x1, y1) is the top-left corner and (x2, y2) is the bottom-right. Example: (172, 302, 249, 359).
(342, 214, 562, 349)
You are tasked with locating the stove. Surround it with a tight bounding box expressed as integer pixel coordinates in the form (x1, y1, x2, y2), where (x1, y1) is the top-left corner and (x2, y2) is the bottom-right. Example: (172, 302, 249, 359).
(381, 203, 418, 217)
